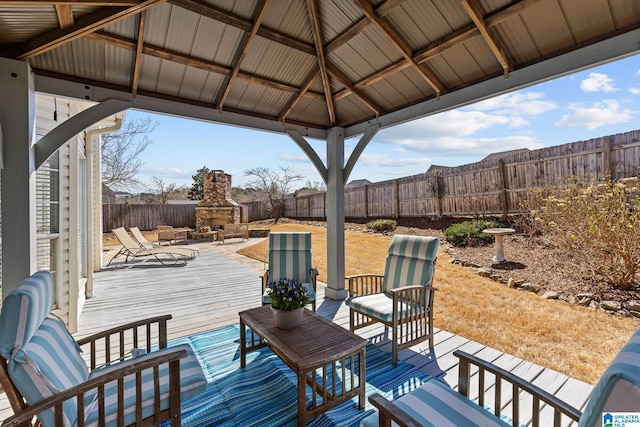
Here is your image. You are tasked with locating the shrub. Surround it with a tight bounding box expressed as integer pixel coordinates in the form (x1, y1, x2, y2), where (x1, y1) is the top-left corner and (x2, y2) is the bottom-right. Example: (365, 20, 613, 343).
(366, 219, 397, 232)
(444, 219, 500, 247)
(528, 177, 640, 290)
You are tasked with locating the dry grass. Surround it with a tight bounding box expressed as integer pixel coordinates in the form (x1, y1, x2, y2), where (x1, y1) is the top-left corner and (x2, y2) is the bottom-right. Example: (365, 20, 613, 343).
(238, 223, 640, 385)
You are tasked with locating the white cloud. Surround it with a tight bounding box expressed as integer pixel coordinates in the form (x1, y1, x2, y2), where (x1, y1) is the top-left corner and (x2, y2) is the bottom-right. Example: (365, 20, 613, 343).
(356, 153, 432, 168)
(388, 135, 545, 157)
(580, 72, 617, 93)
(470, 92, 557, 116)
(554, 100, 634, 129)
(631, 88, 640, 95)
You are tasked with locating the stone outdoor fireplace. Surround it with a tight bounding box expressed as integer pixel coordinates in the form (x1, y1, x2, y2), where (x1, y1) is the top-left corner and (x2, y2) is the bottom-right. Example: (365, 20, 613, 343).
(195, 170, 240, 228)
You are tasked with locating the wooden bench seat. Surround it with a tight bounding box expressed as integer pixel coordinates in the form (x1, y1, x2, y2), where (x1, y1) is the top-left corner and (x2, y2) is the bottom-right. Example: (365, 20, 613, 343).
(219, 223, 249, 243)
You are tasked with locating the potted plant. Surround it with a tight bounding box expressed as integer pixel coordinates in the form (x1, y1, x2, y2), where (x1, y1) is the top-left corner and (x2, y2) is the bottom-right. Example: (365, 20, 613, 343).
(266, 277, 310, 329)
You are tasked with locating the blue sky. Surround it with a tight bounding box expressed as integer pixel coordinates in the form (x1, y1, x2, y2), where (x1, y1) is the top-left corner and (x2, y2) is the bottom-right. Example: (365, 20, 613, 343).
(129, 53, 640, 190)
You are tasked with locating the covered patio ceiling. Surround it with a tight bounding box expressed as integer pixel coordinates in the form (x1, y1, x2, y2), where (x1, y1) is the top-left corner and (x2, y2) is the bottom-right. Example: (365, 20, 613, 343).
(1, 0, 639, 140)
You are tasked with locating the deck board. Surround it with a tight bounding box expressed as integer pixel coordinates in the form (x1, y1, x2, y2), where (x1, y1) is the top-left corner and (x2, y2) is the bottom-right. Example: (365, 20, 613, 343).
(0, 244, 594, 425)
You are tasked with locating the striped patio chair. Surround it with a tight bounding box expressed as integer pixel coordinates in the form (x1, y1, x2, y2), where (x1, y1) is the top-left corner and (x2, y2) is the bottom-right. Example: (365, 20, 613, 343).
(365, 326, 640, 426)
(345, 234, 440, 364)
(0, 271, 207, 427)
(261, 232, 319, 311)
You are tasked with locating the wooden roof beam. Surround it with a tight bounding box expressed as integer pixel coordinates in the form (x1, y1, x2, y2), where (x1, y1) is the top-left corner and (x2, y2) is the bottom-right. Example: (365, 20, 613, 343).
(170, 0, 315, 55)
(0, 0, 164, 60)
(85, 31, 325, 99)
(55, 4, 74, 28)
(461, 0, 511, 77)
(131, 10, 146, 97)
(326, 63, 384, 117)
(0, 1, 138, 4)
(325, 0, 404, 55)
(217, 0, 271, 111)
(353, 0, 446, 97)
(307, 0, 335, 125)
(279, 69, 319, 122)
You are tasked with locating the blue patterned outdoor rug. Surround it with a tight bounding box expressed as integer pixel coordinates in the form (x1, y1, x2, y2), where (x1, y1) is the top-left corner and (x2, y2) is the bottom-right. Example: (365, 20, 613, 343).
(164, 324, 431, 426)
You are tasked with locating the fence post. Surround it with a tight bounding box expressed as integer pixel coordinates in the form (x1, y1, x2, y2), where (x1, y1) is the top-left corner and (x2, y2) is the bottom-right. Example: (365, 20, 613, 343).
(604, 136, 612, 178)
(395, 179, 400, 218)
(364, 185, 369, 219)
(435, 172, 443, 217)
(498, 158, 509, 219)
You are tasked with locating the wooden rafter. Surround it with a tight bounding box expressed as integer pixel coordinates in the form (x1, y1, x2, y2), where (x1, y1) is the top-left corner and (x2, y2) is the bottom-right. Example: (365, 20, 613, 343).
(85, 31, 325, 99)
(217, 0, 271, 112)
(170, 0, 315, 55)
(55, 5, 74, 28)
(413, 0, 547, 64)
(279, 69, 319, 122)
(0, 0, 164, 60)
(325, 0, 402, 55)
(131, 10, 146, 97)
(306, 0, 335, 125)
(0, 1, 138, 4)
(461, 0, 511, 77)
(333, 59, 411, 102)
(326, 63, 384, 117)
(353, 0, 446, 97)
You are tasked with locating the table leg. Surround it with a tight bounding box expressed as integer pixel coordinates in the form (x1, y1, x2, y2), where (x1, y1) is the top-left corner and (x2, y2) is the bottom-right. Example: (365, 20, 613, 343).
(358, 348, 366, 409)
(298, 370, 306, 427)
(240, 320, 247, 368)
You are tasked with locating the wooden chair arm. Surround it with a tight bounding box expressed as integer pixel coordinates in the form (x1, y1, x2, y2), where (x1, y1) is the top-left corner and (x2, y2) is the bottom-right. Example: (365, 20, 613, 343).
(261, 270, 269, 293)
(1, 349, 187, 427)
(368, 393, 422, 427)
(454, 350, 582, 426)
(76, 314, 172, 370)
(345, 274, 384, 297)
(388, 285, 437, 294)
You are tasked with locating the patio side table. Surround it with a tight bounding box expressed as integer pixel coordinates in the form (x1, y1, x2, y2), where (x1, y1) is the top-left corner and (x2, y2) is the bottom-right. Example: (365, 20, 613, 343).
(239, 305, 367, 426)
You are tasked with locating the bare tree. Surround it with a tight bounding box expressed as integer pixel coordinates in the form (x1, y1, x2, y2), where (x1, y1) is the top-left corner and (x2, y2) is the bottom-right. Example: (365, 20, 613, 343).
(101, 117, 158, 191)
(147, 176, 188, 204)
(244, 166, 303, 222)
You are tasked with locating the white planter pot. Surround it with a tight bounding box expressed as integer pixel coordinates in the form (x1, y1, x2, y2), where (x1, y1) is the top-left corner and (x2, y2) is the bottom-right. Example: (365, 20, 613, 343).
(271, 307, 304, 329)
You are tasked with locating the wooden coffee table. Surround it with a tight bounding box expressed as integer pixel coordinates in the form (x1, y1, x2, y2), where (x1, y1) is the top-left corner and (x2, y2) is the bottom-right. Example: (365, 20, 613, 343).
(239, 305, 367, 426)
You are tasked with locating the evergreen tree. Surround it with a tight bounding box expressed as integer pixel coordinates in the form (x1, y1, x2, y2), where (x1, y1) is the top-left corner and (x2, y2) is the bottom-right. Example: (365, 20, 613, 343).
(188, 166, 211, 200)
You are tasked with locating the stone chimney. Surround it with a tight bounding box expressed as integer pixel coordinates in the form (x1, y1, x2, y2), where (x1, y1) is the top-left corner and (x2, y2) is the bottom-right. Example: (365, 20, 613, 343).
(195, 170, 240, 228)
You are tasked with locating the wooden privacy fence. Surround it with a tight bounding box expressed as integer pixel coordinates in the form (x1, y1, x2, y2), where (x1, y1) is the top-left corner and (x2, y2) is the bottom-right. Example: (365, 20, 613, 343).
(103, 204, 197, 231)
(285, 129, 640, 220)
(103, 201, 273, 231)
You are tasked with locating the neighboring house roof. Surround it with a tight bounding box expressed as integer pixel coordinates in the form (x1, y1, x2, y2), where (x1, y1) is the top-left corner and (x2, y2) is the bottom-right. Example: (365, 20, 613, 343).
(482, 148, 530, 161)
(346, 179, 372, 189)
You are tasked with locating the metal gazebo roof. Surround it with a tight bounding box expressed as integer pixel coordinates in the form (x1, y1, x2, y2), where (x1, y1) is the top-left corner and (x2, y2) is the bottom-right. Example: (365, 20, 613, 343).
(2, 0, 639, 140)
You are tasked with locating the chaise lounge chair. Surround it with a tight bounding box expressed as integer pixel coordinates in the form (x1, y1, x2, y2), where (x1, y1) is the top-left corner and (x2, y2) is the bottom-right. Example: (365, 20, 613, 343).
(130, 226, 200, 256)
(108, 227, 196, 266)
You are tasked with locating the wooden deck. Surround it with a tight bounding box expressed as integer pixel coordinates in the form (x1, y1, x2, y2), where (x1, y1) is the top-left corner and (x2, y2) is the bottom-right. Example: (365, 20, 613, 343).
(1, 241, 594, 425)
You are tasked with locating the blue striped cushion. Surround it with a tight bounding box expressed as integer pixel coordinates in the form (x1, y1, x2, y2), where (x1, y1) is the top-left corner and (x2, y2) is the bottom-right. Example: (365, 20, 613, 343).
(579, 327, 640, 427)
(0, 271, 55, 359)
(361, 379, 510, 427)
(84, 344, 207, 427)
(267, 232, 313, 284)
(345, 293, 423, 323)
(263, 282, 316, 304)
(382, 235, 439, 292)
(8, 316, 89, 427)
